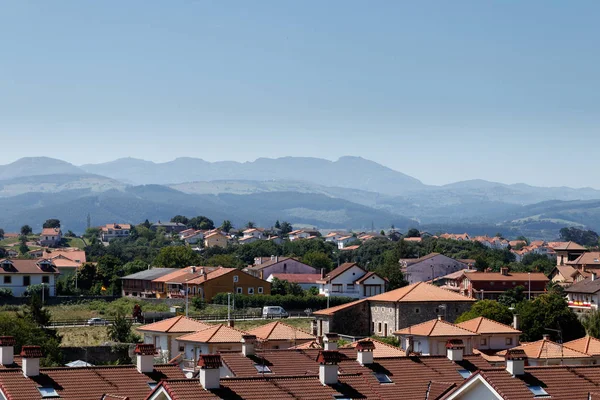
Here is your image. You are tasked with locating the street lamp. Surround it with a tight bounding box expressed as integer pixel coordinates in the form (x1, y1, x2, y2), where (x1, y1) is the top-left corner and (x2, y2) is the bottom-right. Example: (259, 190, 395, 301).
(528, 272, 531, 300)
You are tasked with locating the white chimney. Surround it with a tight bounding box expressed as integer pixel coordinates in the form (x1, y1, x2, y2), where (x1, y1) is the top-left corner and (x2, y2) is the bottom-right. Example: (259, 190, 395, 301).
(198, 354, 222, 390)
(242, 334, 256, 357)
(324, 333, 339, 351)
(505, 349, 526, 376)
(134, 344, 156, 373)
(446, 339, 464, 362)
(0, 336, 15, 366)
(513, 314, 519, 330)
(356, 340, 375, 365)
(20, 346, 42, 377)
(317, 351, 340, 385)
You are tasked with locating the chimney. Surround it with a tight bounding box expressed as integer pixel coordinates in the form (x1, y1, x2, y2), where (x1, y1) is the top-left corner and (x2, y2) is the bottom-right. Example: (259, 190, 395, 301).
(321, 268, 326, 279)
(317, 350, 341, 385)
(542, 334, 550, 341)
(198, 354, 222, 390)
(134, 344, 156, 373)
(20, 346, 42, 377)
(191, 266, 196, 274)
(356, 340, 375, 365)
(324, 333, 339, 351)
(241, 334, 256, 357)
(228, 319, 235, 328)
(404, 336, 414, 354)
(513, 314, 519, 330)
(505, 349, 526, 376)
(271, 255, 275, 261)
(593, 272, 597, 282)
(438, 315, 444, 321)
(446, 339, 464, 362)
(500, 267, 509, 276)
(0, 337, 15, 366)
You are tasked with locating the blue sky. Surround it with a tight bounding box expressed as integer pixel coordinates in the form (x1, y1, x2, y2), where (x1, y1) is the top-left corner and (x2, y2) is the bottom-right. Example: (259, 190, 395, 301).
(1, 1, 598, 187)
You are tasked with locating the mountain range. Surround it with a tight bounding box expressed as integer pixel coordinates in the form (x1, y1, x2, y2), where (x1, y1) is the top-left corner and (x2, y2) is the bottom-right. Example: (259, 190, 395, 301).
(1, 156, 599, 238)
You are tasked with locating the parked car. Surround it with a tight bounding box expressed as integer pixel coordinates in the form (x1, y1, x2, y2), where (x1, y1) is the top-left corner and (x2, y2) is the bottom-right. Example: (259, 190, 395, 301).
(262, 306, 288, 318)
(87, 317, 109, 326)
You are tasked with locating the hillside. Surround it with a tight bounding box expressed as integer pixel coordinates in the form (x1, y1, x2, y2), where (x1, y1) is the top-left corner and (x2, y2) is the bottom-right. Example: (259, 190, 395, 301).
(0, 157, 84, 180)
(0, 174, 126, 197)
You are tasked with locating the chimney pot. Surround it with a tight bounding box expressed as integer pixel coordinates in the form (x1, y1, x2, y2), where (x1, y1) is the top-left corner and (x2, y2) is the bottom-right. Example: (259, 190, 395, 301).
(20, 346, 42, 377)
(0, 337, 16, 366)
(542, 334, 550, 340)
(198, 355, 222, 390)
(324, 333, 339, 351)
(505, 349, 526, 376)
(593, 272, 597, 282)
(317, 351, 341, 385)
(134, 344, 156, 373)
(446, 339, 465, 362)
(356, 340, 375, 365)
(513, 314, 519, 330)
(241, 335, 256, 357)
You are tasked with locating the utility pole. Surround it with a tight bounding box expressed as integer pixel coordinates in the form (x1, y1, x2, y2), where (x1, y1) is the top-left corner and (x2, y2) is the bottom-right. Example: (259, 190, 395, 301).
(227, 293, 231, 320)
(528, 272, 531, 300)
(185, 283, 189, 317)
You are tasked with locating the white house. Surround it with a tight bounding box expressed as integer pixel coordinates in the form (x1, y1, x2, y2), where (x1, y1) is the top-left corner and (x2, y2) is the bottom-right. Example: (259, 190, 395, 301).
(238, 236, 261, 245)
(100, 223, 131, 242)
(336, 236, 357, 249)
(317, 263, 386, 299)
(242, 228, 264, 240)
(564, 273, 600, 312)
(456, 317, 521, 352)
(181, 230, 204, 245)
(0, 258, 59, 297)
(39, 228, 62, 247)
(288, 230, 311, 241)
(394, 317, 479, 356)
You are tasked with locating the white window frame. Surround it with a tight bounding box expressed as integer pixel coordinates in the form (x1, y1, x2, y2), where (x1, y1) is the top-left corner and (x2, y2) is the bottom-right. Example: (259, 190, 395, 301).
(258, 287, 263, 294)
(236, 287, 243, 294)
(233, 275, 239, 283)
(248, 287, 254, 295)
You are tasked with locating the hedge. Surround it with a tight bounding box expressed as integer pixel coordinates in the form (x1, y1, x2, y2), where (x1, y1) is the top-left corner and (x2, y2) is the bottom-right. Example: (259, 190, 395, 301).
(211, 293, 355, 311)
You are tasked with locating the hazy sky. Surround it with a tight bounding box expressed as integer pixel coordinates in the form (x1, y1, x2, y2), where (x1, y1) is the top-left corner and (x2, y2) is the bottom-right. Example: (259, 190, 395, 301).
(1, 1, 598, 187)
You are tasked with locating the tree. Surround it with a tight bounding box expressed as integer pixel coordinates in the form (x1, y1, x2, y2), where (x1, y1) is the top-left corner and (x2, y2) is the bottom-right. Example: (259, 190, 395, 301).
(170, 215, 189, 225)
(560, 227, 600, 247)
(42, 219, 61, 229)
(142, 219, 151, 229)
(302, 251, 333, 272)
(0, 228, 4, 240)
(246, 221, 256, 229)
(65, 230, 76, 238)
(188, 216, 214, 230)
(498, 286, 526, 307)
(280, 221, 293, 235)
(83, 227, 101, 242)
(108, 314, 138, 343)
(21, 292, 52, 327)
(21, 225, 33, 236)
(206, 254, 243, 268)
(274, 220, 281, 229)
(19, 235, 30, 255)
(455, 300, 513, 325)
(380, 230, 386, 236)
(0, 313, 62, 366)
(270, 278, 304, 296)
(221, 220, 233, 233)
(405, 228, 421, 238)
(517, 293, 585, 342)
(153, 246, 202, 268)
(583, 311, 600, 339)
(376, 261, 407, 291)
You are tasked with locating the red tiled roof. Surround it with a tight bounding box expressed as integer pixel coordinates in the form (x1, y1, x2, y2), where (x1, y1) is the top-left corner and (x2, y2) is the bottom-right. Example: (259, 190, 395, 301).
(312, 299, 367, 316)
(137, 316, 212, 333)
(247, 321, 315, 342)
(0, 336, 16, 346)
(564, 335, 600, 356)
(134, 344, 156, 355)
(368, 282, 475, 303)
(41, 228, 61, 236)
(0, 364, 183, 400)
(496, 338, 590, 360)
(318, 263, 364, 283)
(394, 319, 478, 337)
(197, 354, 222, 369)
(176, 324, 247, 344)
(0, 259, 59, 274)
(268, 273, 320, 284)
(456, 317, 521, 335)
(463, 271, 549, 282)
(20, 346, 43, 358)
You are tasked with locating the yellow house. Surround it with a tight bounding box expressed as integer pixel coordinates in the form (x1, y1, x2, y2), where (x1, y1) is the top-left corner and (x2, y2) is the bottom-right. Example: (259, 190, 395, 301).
(204, 232, 228, 248)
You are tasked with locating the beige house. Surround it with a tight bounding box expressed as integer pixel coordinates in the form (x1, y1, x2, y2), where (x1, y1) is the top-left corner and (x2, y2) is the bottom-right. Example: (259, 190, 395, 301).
(204, 232, 228, 248)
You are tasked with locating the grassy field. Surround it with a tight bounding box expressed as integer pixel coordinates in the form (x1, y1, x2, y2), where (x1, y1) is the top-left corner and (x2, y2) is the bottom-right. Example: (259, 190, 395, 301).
(48, 298, 172, 321)
(233, 318, 311, 332)
(64, 237, 86, 249)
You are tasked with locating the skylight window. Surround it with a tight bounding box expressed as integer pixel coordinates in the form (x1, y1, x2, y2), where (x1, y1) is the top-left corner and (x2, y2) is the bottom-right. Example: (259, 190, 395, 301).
(373, 372, 393, 383)
(38, 387, 60, 398)
(254, 364, 272, 373)
(457, 369, 471, 379)
(527, 385, 549, 397)
(148, 382, 158, 390)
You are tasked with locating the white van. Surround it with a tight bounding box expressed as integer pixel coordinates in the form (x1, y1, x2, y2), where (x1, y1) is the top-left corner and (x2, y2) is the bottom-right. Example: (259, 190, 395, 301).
(262, 306, 289, 318)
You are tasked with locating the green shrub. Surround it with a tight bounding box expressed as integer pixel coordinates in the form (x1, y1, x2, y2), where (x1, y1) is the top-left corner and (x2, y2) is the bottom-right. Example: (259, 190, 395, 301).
(0, 288, 13, 298)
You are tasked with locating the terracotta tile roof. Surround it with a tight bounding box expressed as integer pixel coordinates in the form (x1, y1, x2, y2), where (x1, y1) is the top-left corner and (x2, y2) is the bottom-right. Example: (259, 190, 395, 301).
(288, 340, 323, 350)
(150, 268, 193, 283)
(102, 223, 132, 231)
(368, 282, 475, 303)
(565, 277, 600, 294)
(456, 317, 521, 335)
(570, 252, 600, 266)
(134, 344, 156, 355)
(0, 258, 59, 274)
(101, 395, 130, 400)
(176, 324, 247, 344)
(20, 346, 43, 358)
(198, 354, 222, 369)
(247, 321, 315, 341)
(463, 271, 549, 282)
(41, 227, 61, 236)
(342, 338, 407, 358)
(312, 299, 367, 316)
(355, 271, 387, 284)
(403, 237, 422, 242)
(0, 336, 16, 346)
(394, 319, 478, 337)
(564, 335, 600, 356)
(0, 364, 183, 400)
(186, 267, 236, 284)
(43, 248, 87, 263)
(471, 348, 506, 364)
(554, 265, 577, 281)
(551, 241, 587, 250)
(496, 338, 591, 360)
(205, 232, 226, 239)
(268, 273, 321, 284)
(318, 263, 364, 283)
(137, 316, 212, 333)
(247, 257, 297, 270)
(341, 245, 360, 251)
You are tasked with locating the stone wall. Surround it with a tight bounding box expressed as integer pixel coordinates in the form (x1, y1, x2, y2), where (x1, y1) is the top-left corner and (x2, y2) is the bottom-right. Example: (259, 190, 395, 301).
(319, 301, 371, 337)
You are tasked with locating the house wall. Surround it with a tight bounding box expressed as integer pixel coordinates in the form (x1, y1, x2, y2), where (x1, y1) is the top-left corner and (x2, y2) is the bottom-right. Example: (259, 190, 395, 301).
(476, 335, 519, 350)
(0, 274, 56, 297)
(257, 260, 317, 280)
(319, 265, 366, 298)
(204, 235, 227, 248)
(317, 301, 371, 337)
(405, 255, 470, 284)
(261, 339, 313, 350)
(452, 379, 502, 400)
(370, 301, 473, 333)
(400, 336, 474, 356)
(202, 270, 271, 302)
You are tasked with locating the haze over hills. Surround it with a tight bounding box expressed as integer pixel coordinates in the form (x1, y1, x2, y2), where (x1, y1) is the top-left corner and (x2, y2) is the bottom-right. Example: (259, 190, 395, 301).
(2, 156, 600, 237)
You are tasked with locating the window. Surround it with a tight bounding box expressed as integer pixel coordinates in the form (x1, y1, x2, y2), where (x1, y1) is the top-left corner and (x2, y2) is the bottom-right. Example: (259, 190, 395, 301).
(23, 276, 30, 286)
(383, 323, 388, 336)
(372, 321, 375, 332)
(236, 287, 243, 294)
(347, 284, 354, 291)
(3, 276, 11, 284)
(457, 369, 471, 379)
(248, 287, 254, 295)
(179, 345, 184, 352)
(414, 307, 420, 314)
(38, 387, 60, 398)
(527, 385, 549, 397)
(506, 338, 513, 345)
(148, 382, 158, 390)
(332, 284, 343, 293)
(233, 275, 239, 283)
(378, 322, 382, 333)
(283, 263, 287, 271)
(480, 338, 487, 346)
(254, 364, 272, 373)
(42, 276, 49, 284)
(373, 372, 393, 383)
(258, 287, 263, 294)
